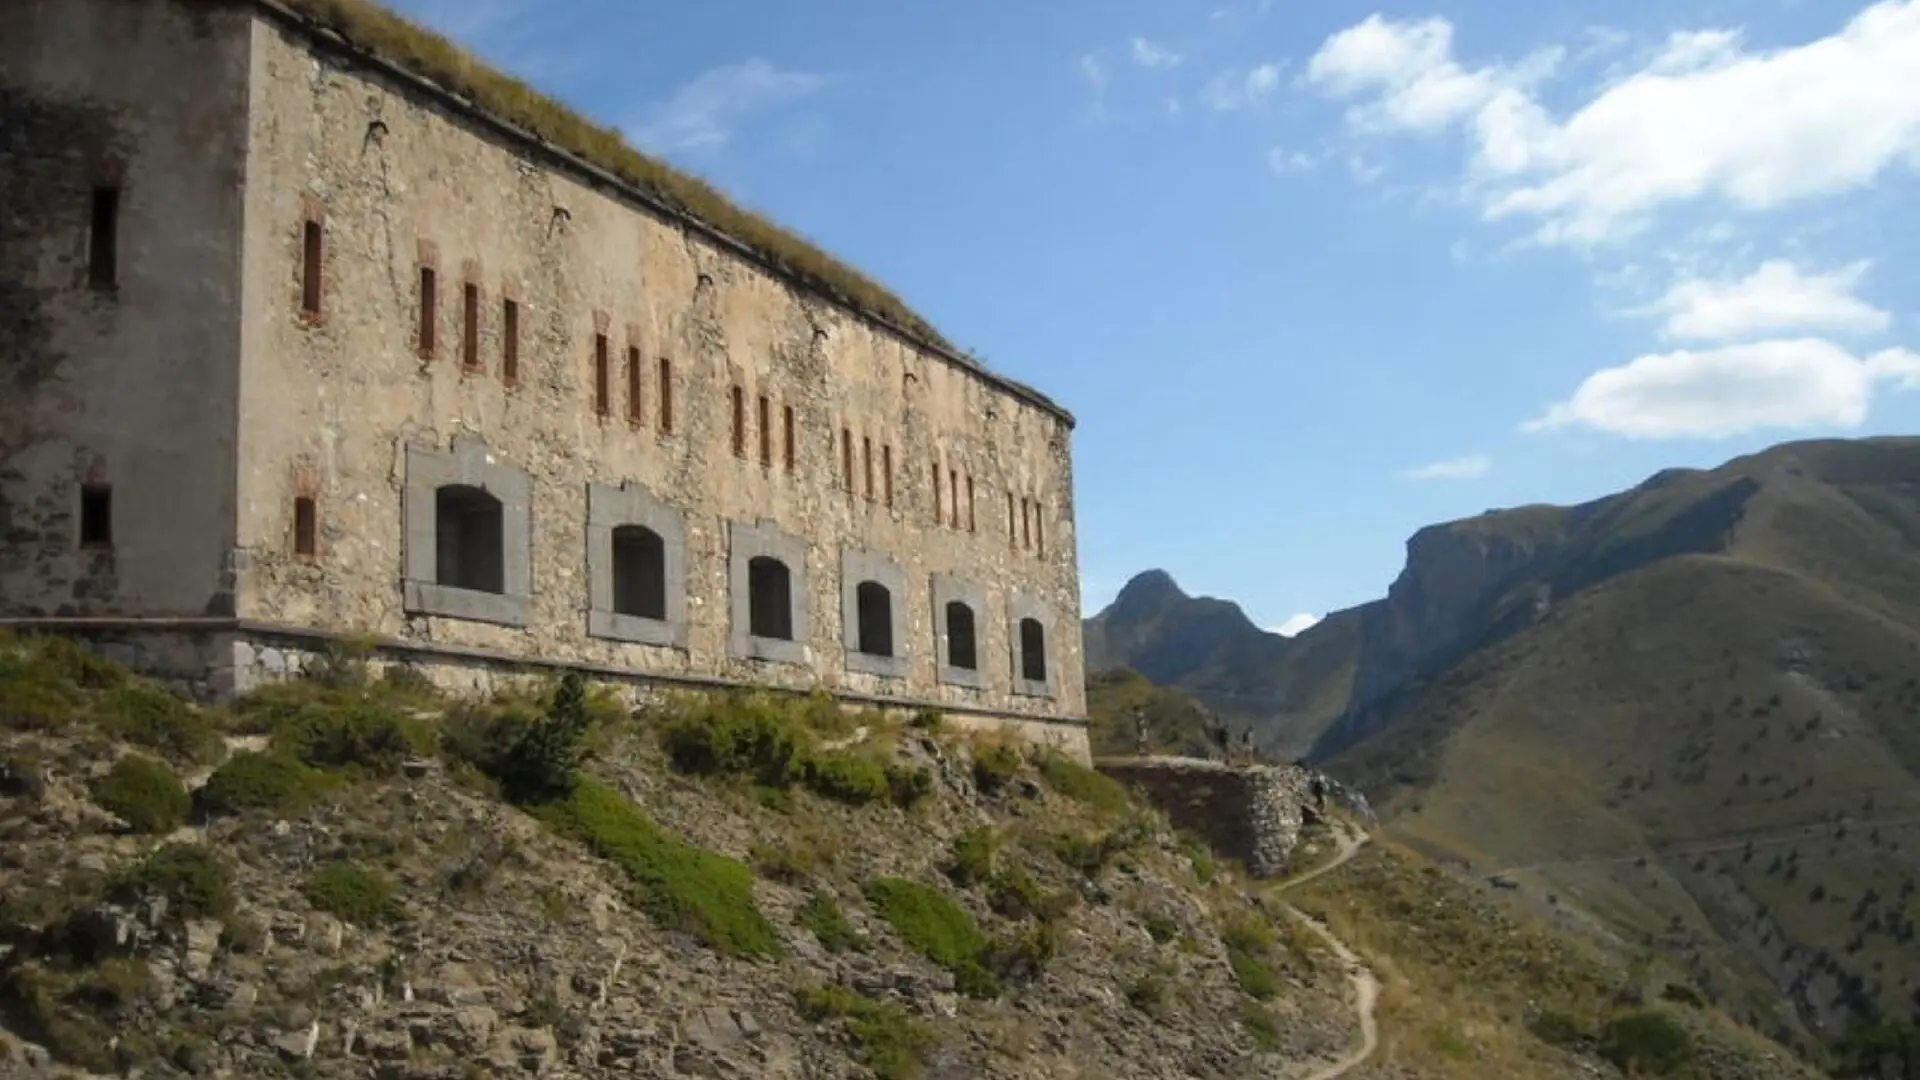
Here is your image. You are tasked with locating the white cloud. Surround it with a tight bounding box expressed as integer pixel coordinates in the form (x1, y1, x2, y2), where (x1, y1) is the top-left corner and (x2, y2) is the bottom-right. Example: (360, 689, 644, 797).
(1268, 146, 1323, 175)
(1269, 613, 1324, 637)
(632, 59, 831, 152)
(1399, 454, 1492, 480)
(1203, 62, 1286, 110)
(1305, 3, 1920, 244)
(1131, 37, 1182, 69)
(1080, 53, 1108, 88)
(1524, 340, 1920, 439)
(1650, 259, 1891, 341)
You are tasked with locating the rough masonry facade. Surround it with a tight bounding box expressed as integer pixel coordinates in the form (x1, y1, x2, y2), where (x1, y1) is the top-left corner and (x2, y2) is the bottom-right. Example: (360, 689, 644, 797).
(1, 0, 1089, 755)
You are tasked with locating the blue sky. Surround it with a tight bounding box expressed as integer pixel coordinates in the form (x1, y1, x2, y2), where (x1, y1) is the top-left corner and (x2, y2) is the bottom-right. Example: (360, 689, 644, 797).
(390, 0, 1920, 634)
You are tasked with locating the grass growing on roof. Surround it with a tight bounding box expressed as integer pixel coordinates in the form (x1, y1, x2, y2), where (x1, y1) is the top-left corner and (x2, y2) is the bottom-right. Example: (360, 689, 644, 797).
(274, 0, 952, 352)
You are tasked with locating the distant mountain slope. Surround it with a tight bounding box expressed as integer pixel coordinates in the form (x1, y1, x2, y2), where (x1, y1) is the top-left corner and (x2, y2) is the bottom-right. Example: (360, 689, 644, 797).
(1081, 572, 1365, 758)
(1085, 434, 1920, 1053)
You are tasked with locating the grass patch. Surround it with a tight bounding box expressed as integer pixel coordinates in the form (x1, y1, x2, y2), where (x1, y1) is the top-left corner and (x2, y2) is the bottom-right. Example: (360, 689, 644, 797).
(1221, 912, 1282, 1001)
(304, 862, 399, 927)
(197, 751, 339, 816)
(863, 877, 998, 999)
(657, 691, 930, 809)
(1033, 751, 1131, 816)
(535, 778, 779, 959)
(90, 755, 190, 834)
(238, 681, 436, 776)
(944, 827, 997, 887)
(113, 843, 233, 922)
(970, 742, 1023, 795)
(91, 684, 223, 763)
(795, 984, 939, 1080)
(799, 890, 864, 952)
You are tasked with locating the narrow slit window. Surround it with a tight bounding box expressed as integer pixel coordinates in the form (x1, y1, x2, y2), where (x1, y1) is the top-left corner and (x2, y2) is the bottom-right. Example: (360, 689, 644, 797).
(966, 475, 976, 533)
(657, 358, 674, 433)
(782, 405, 796, 470)
(300, 219, 323, 316)
(626, 346, 643, 424)
(932, 464, 943, 525)
(1021, 497, 1032, 550)
(88, 186, 119, 290)
(501, 299, 519, 385)
(417, 266, 438, 357)
(730, 386, 746, 457)
(79, 484, 112, 547)
(758, 394, 772, 466)
(883, 445, 894, 507)
(592, 333, 611, 416)
(293, 495, 317, 556)
(461, 283, 480, 369)
(1007, 492, 1016, 546)
(862, 436, 874, 500)
(1036, 504, 1045, 557)
(841, 428, 854, 492)
(949, 468, 959, 528)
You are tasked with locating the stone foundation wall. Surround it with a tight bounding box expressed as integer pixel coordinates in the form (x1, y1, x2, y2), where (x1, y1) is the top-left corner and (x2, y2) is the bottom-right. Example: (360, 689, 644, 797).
(1096, 757, 1311, 878)
(4, 621, 1091, 763)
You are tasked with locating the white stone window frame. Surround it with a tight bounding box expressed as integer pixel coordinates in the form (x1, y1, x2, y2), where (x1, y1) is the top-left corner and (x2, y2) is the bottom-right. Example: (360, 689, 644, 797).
(727, 518, 809, 666)
(1008, 590, 1056, 700)
(841, 548, 908, 680)
(401, 435, 532, 627)
(586, 480, 688, 649)
(931, 573, 987, 690)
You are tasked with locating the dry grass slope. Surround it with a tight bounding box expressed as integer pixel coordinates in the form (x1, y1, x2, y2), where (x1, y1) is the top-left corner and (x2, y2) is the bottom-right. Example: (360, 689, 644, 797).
(226, 0, 964, 359)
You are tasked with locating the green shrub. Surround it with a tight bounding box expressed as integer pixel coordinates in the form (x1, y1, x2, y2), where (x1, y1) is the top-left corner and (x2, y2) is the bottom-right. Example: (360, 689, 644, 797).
(1222, 912, 1281, 1000)
(750, 842, 817, 884)
(908, 708, 946, 732)
(1143, 912, 1182, 943)
(235, 681, 434, 775)
(0, 658, 79, 732)
(799, 891, 863, 952)
(115, 843, 233, 921)
(863, 877, 998, 999)
(90, 756, 189, 834)
(944, 827, 996, 887)
(986, 861, 1063, 922)
(1240, 1001, 1283, 1051)
(1182, 834, 1218, 884)
(982, 921, 1057, 985)
(1596, 1010, 1692, 1075)
(536, 778, 779, 958)
(794, 984, 938, 1080)
(1033, 752, 1130, 816)
(1527, 1010, 1590, 1049)
(970, 743, 1022, 795)
(802, 751, 892, 805)
(304, 863, 398, 926)
(92, 685, 222, 763)
(1125, 974, 1165, 1013)
(198, 751, 337, 816)
(490, 671, 593, 803)
(23, 634, 127, 691)
(886, 764, 934, 808)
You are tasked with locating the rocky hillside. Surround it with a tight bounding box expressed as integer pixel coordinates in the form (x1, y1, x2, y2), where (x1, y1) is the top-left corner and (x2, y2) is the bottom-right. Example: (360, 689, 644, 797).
(0, 631, 1368, 1080)
(0, 632, 1833, 1080)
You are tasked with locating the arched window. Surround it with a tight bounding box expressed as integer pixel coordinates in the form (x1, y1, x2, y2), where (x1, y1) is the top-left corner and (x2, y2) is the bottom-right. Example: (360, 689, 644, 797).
(945, 601, 978, 671)
(855, 581, 894, 657)
(435, 484, 504, 594)
(610, 525, 666, 621)
(1018, 617, 1047, 683)
(748, 556, 794, 640)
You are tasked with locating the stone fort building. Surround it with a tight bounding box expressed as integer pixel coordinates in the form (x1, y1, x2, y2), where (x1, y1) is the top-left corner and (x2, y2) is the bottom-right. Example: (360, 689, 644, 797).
(3, 0, 1088, 754)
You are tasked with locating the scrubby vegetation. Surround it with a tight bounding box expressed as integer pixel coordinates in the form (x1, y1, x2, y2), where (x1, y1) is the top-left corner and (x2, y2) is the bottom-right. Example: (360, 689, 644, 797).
(273, 0, 957, 355)
(90, 755, 189, 834)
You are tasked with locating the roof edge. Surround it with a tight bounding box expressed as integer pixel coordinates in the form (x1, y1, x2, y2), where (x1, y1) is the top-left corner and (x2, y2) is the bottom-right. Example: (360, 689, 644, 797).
(233, 0, 1076, 428)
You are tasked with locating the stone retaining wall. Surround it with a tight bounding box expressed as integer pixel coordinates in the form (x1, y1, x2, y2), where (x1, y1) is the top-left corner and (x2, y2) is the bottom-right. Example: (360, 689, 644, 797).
(1096, 757, 1312, 878)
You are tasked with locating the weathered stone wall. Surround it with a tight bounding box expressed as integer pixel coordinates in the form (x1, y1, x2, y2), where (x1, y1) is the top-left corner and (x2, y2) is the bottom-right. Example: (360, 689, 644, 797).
(225, 9, 1084, 742)
(1097, 758, 1312, 878)
(0, 0, 251, 618)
